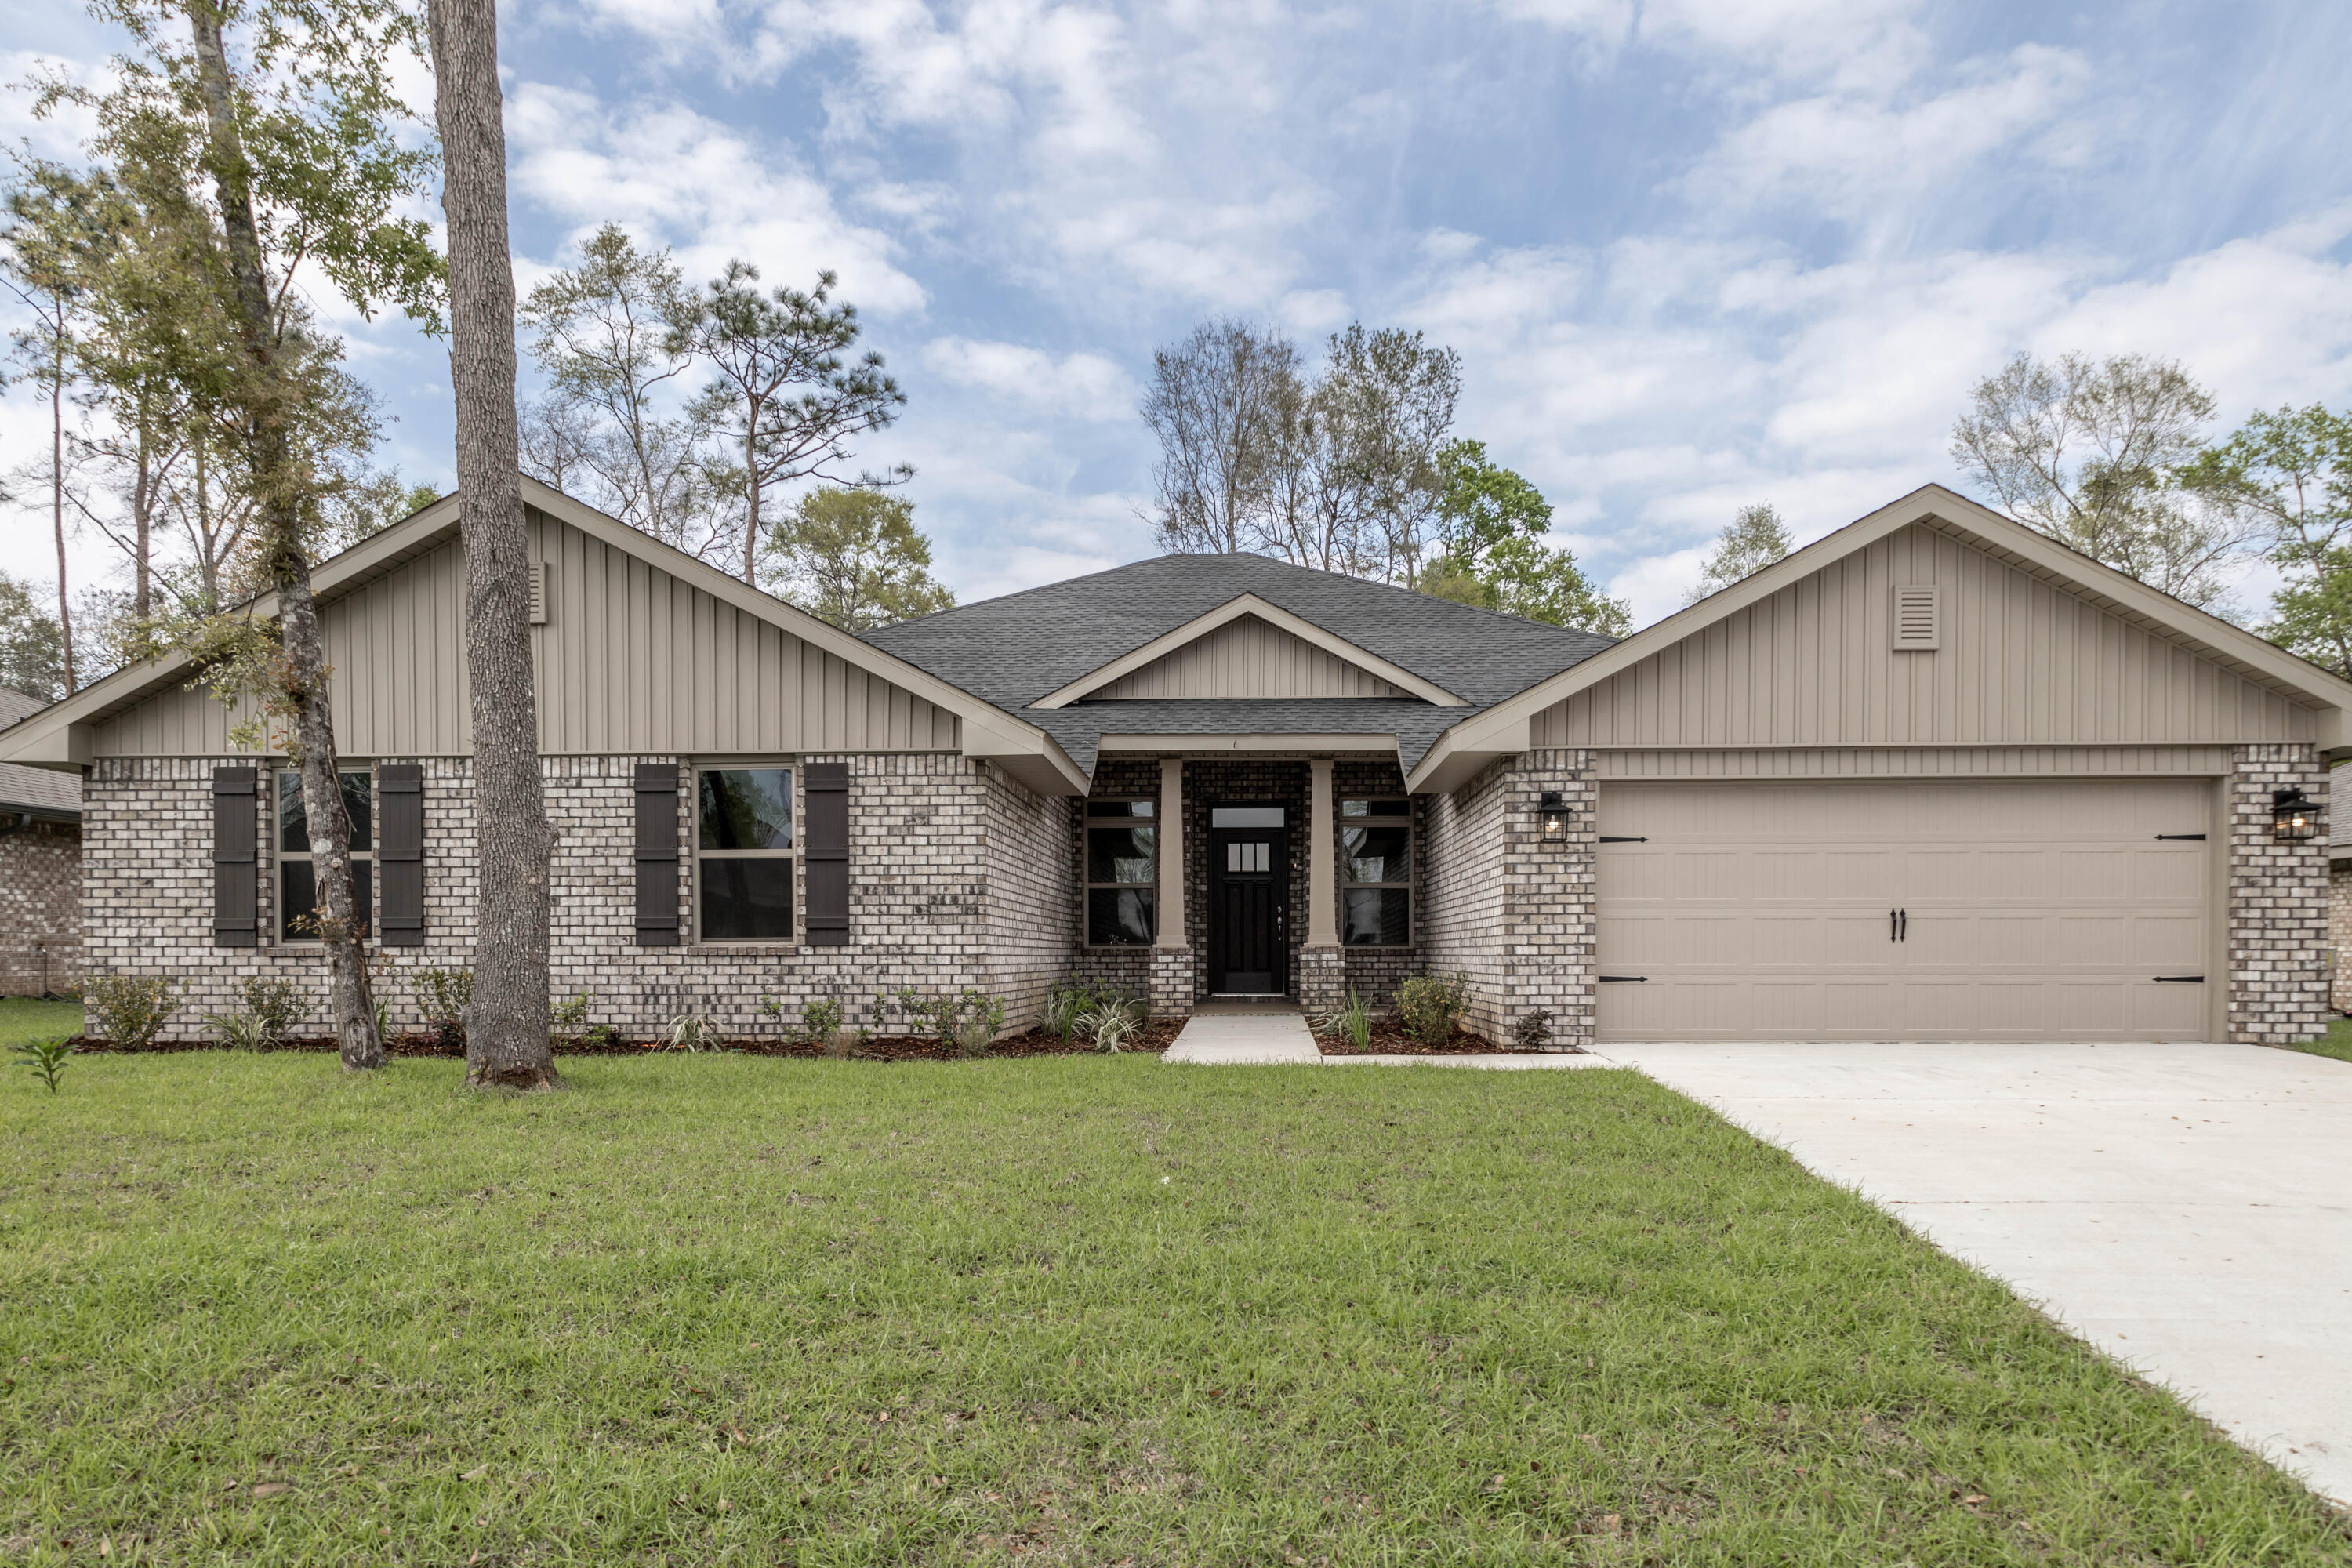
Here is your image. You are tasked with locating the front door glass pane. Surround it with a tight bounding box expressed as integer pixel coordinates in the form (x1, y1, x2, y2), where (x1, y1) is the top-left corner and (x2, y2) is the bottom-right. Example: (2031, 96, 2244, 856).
(1210, 806, 1284, 828)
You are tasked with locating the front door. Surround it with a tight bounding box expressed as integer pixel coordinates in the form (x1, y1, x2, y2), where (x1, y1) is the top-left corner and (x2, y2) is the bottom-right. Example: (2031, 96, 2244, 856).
(1209, 808, 1288, 994)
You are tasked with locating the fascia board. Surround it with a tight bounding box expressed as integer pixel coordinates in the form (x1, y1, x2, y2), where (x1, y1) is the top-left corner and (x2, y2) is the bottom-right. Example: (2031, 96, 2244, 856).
(1095, 731, 1403, 753)
(1031, 593, 1468, 709)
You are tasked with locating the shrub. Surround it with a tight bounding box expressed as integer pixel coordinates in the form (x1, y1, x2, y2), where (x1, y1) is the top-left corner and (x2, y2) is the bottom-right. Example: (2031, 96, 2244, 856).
(1042, 978, 1102, 1045)
(1513, 1008, 1555, 1051)
(1326, 988, 1374, 1052)
(800, 996, 849, 1057)
(898, 987, 1005, 1058)
(1075, 996, 1143, 1054)
(412, 968, 473, 1051)
(14, 1036, 74, 1094)
(1396, 971, 1472, 1047)
(204, 978, 303, 1051)
(659, 1011, 718, 1052)
(550, 992, 593, 1047)
(82, 975, 178, 1049)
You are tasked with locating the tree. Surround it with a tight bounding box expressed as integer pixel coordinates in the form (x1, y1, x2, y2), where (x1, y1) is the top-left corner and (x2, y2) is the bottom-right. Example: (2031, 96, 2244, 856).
(1417, 441, 1628, 635)
(67, 0, 444, 1073)
(0, 572, 69, 701)
(1141, 318, 1295, 554)
(762, 488, 953, 632)
(517, 223, 716, 557)
(430, 0, 557, 1091)
(2181, 405, 2352, 676)
(1319, 323, 1461, 585)
(1686, 501, 1794, 604)
(673, 261, 909, 587)
(1951, 352, 2249, 610)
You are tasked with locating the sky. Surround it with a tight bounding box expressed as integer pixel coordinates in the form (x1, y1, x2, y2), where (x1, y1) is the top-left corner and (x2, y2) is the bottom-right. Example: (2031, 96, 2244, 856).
(5, 0, 2352, 629)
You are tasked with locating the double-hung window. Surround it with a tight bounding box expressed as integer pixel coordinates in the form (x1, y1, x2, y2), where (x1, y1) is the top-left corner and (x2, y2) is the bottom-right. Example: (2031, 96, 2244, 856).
(1341, 797, 1411, 946)
(278, 769, 373, 942)
(697, 767, 794, 942)
(1086, 799, 1156, 945)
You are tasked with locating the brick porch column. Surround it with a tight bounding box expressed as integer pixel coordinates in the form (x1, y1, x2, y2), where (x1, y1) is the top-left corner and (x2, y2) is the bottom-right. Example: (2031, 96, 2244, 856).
(1299, 758, 1345, 1013)
(1151, 757, 1194, 1018)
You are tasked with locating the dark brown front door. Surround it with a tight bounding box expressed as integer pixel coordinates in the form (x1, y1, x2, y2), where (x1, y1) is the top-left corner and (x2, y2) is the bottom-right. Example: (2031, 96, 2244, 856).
(1209, 813, 1287, 994)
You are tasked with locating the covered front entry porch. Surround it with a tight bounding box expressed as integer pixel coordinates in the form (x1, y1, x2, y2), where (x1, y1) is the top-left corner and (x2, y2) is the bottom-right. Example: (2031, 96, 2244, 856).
(1073, 752, 1421, 1018)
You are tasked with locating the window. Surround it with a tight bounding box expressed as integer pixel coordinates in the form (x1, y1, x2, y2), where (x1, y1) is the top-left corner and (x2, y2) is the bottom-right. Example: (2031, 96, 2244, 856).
(1087, 798, 1156, 945)
(278, 769, 373, 942)
(1341, 797, 1410, 946)
(697, 767, 794, 942)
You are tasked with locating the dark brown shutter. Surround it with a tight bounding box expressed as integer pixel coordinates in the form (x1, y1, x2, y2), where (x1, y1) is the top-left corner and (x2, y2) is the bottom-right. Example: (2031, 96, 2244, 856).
(804, 761, 849, 946)
(212, 765, 259, 947)
(634, 763, 682, 946)
(377, 764, 424, 946)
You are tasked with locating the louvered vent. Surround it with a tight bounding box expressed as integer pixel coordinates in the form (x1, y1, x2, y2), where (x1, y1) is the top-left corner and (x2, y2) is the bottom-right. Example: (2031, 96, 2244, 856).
(528, 561, 549, 625)
(1891, 585, 1940, 651)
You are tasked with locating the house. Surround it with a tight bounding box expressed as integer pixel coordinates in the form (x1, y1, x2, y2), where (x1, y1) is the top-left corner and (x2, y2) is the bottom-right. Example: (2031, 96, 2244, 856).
(0, 477, 2341, 1048)
(2332, 776, 2351, 1015)
(0, 686, 83, 997)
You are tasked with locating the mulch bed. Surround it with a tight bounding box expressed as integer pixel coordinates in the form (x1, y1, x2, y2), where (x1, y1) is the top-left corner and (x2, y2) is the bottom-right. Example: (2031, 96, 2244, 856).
(64, 1019, 1186, 1061)
(1312, 1014, 1519, 1055)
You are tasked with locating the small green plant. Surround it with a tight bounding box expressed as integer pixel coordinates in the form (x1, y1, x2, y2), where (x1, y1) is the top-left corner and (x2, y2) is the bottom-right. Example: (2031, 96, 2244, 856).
(550, 992, 593, 1047)
(205, 1008, 270, 1051)
(1325, 988, 1374, 1052)
(1396, 971, 1472, 1047)
(583, 1022, 625, 1050)
(898, 986, 1005, 1057)
(1043, 978, 1111, 1045)
(14, 1036, 74, 1094)
(82, 975, 179, 1049)
(1513, 1008, 1555, 1051)
(412, 968, 474, 1051)
(659, 1011, 718, 1052)
(1075, 996, 1142, 1054)
(205, 978, 303, 1051)
(800, 996, 849, 1056)
(373, 996, 394, 1043)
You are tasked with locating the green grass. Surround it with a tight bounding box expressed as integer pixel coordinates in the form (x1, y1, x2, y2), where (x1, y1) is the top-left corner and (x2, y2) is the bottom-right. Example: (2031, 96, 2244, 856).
(2292, 1015, 2352, 1064)
(0, 996, 80, 1048)
(3, 1058, 2343, 1565)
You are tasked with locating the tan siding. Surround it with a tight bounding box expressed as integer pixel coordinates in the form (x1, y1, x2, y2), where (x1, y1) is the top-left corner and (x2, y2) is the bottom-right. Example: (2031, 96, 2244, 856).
(1539, 524, 2318, 749)
(1090, 613, 1406, 699)
(91, 507, 960, 757)
(1594, 746, 2238, 780)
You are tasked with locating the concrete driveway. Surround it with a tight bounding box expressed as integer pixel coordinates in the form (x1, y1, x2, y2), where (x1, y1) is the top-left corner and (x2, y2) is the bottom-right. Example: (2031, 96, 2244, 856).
(1602, 1041, 2352, 1505)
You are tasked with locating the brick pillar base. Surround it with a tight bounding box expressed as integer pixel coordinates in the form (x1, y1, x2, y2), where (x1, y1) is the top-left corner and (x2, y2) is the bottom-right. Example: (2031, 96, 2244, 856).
(1149, 947, 1195, 1019)
(1298, 946, 1345, 1014)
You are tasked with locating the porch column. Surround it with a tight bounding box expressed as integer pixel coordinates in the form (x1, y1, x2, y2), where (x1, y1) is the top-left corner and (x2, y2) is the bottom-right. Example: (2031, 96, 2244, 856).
(1300, 758, 1345, 1012)
(1151, 757, 1193, 1017)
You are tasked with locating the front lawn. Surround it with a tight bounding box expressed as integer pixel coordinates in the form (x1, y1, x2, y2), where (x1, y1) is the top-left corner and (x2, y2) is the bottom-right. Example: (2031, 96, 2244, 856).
(3, 1057, 2342, 1564)
(2294, 1014, 2352, 1064)
(0, 995, 81, 1048)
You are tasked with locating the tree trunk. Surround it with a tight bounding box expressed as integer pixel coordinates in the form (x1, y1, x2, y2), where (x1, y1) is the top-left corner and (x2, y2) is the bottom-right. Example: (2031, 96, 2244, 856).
(430, 0, 557, 1091)
(189, 4, 382, 1071)
(742, 419, 759, 586)
(132, 408, 152, 622)
(50, 363, 74, 695)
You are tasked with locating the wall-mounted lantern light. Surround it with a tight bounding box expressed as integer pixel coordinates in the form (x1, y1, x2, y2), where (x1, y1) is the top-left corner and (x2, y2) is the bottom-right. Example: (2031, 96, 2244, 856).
(1539, 791, 1568, 844)
(2272, 786, 2319, 842)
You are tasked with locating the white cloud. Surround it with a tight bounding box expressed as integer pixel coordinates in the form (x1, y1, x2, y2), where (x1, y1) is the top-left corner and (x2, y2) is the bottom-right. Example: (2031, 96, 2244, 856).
(920, 337, 1136, 421)
(504, 82, 926, 316)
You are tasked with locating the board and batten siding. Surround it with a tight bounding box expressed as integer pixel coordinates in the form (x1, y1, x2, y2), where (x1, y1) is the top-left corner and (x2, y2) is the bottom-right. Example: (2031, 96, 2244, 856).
(1536, 524, 2318, 750)
(1088, 613, 1407, 700)
(89, 506, 961, 757)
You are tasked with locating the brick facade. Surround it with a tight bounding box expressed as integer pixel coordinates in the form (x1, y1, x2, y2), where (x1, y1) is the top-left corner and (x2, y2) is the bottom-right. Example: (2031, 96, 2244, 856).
(2226, 744, 2331, 1045)
(82, 753, 1069, 1043)
(0, 819, 80, 996)
(2331, 862, 2352, 1015)
(1421, 749, 1597, 1048)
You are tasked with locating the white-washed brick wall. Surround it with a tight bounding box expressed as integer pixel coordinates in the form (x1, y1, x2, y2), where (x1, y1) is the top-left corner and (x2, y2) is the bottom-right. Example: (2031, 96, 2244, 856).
(2330, 862, 2352, 1014)
(2228, 744, 2330, 1045)
(85, 753, 1068, 1042)
(0, 821, 80, 996)
(1420, 748, 1597, 1047)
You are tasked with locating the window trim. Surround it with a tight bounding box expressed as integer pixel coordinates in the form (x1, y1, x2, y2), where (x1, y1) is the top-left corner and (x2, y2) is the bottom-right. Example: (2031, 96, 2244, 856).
(1084, 797, 1159, 948)
(692, 763, 798, 946)
(275, 765, 375, 946)
(1339, 797, 1413, 949)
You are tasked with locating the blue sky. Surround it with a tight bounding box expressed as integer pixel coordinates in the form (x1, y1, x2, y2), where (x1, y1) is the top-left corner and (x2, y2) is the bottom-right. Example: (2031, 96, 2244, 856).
(7, 0, 2352, 626)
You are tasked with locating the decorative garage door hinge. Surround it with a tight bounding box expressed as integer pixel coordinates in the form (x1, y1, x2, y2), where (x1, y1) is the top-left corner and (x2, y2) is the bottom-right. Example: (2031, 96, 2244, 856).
(1598, 975, 1647, 982)
(2152, 975, 2205, 982)
(2153, 833, 2206, 840)
(1598, 836, 1647, 843)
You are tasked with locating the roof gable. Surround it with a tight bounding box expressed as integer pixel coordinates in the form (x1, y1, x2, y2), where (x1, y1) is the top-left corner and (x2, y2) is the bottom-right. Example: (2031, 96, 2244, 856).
(1409, 485, 2352, 790)
(1034, 595, 1463, 708)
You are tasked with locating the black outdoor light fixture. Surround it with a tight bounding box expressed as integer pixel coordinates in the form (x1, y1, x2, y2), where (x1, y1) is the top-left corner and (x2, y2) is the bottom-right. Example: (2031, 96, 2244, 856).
(1539, 791, 1568, 844)
(2272, 786, 2319, 842)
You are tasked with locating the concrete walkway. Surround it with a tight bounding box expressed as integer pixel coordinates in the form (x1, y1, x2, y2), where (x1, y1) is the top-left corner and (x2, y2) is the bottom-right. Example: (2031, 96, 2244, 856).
(1610, 1041, 2352, 1504)
(1160, 1011, 1606, 1068)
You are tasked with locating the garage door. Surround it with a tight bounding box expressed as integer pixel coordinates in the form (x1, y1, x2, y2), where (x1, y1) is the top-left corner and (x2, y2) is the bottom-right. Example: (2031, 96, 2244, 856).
(1595, 778, 2213, 1042)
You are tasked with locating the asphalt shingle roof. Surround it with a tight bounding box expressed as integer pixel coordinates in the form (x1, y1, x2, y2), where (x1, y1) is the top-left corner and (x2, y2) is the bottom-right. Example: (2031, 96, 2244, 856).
(861, 554, 1613, 777)
(0, 687, 78, 817)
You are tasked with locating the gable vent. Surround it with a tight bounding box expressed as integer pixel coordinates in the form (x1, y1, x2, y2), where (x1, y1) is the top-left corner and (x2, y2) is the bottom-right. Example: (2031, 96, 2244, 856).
(1891, 585, 1940, 651)
(528, 561, 549, 625)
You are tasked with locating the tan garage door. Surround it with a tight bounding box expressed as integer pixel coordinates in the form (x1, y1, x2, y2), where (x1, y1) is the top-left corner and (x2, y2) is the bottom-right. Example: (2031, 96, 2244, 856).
(1595, 778, 2213, 1042)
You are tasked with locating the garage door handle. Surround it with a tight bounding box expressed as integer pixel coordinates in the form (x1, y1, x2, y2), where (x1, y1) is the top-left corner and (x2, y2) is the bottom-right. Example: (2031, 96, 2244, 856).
(2154, 833, 2206, 841)
(1598, 975, 1646, 982)
(1890, 909, 1897, 942)
(2153, 975, 2205, 983)
(1599, 835, 1646, 843)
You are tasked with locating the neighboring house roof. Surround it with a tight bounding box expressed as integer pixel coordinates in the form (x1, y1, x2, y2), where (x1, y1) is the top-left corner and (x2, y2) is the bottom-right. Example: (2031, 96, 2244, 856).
(0, 687, 79, 818)
(862, 553, 1613, 775)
